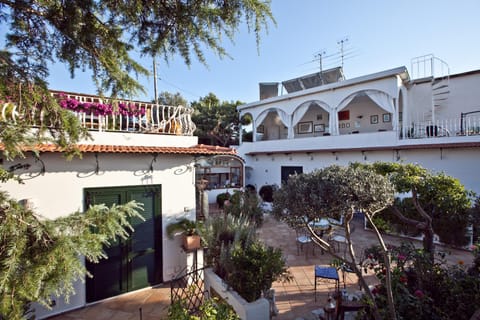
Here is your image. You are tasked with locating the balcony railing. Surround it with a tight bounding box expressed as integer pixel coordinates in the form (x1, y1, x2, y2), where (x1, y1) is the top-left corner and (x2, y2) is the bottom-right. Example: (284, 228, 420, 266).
(401, 115, 480, 139)
(1, 91, 196, 136)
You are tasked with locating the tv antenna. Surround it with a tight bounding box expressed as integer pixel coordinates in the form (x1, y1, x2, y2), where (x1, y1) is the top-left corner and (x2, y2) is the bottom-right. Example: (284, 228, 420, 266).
(314, 51, 326, 74)
(337, 37, 349, 69)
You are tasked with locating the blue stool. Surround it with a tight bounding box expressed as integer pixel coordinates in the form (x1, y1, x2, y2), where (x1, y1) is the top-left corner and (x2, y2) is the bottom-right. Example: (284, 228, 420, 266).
(314, 266, 339, 302)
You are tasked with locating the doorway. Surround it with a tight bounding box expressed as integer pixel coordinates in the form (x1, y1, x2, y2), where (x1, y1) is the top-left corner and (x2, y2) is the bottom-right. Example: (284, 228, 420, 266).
(85, 185, 162, 302)
(281, 166, 303, 184)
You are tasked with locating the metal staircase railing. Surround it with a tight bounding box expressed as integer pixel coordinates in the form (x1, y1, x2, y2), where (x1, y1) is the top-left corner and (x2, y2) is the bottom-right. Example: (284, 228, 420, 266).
(411, 54, 450, 123)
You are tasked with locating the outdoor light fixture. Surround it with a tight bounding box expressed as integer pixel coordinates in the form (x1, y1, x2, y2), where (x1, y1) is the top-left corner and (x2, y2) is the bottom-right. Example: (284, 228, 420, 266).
(395, 150, 401, 161)
(33, 153, 45, 175)
(149, 153, 158, 172)
(94, 153, 100, 175)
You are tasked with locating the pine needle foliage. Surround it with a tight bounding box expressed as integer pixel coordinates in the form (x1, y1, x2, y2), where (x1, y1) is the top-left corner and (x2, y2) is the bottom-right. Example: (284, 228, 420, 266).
(0, 0, 274, 97)
(0, 191, 143, 319)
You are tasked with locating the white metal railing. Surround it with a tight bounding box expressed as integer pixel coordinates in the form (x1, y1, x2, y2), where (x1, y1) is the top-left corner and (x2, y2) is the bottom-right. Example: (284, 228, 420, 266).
(401, 115, 480, 139)
(1, 91, 196, 136)
(410, 54, 450, 80)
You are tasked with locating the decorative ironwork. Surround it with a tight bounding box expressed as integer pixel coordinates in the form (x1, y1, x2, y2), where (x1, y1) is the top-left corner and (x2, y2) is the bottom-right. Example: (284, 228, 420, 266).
(170, 267, 207, 315)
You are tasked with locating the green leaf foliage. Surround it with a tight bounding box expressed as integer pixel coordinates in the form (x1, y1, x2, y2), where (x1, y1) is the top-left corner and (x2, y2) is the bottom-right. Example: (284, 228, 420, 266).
(272, 164, 395, 227)
(168, 297, 240, 320)
(361, 162, 474, 247)
(0, 191, 143, 319)
(191, 93, 244, 146)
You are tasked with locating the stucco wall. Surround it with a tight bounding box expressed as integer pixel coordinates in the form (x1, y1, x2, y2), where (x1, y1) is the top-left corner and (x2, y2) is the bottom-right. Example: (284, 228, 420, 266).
(1, 151, 197, 318)
(239, 147, 480, 196)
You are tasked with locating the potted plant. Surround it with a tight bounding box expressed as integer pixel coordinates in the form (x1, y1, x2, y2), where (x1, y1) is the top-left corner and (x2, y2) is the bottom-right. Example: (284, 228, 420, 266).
(166, 218, 201, 250)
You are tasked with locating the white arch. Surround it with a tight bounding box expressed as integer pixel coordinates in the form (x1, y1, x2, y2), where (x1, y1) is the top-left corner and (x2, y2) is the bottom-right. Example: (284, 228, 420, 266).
(291, 100, 332, 137)
(335, 89, 396, 134)
(253, 107, 291, 141)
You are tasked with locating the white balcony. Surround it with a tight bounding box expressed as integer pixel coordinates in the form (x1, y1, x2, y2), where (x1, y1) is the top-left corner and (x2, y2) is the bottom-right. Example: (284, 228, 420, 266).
(1, 91, 196, 136)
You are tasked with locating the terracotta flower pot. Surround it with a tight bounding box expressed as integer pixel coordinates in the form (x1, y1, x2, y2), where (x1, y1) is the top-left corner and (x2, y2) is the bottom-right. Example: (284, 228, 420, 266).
(183, 234, 201, 250)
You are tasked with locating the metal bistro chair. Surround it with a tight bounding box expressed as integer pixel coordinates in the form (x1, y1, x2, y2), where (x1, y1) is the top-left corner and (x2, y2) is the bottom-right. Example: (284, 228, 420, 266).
(295, 226, 315, 258)
(330, 225, 356, 255)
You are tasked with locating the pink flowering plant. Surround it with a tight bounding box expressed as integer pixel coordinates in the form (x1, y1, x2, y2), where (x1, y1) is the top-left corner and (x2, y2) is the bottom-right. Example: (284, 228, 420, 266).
(362, 241, 480, 319)
(58, 94, 145, 117)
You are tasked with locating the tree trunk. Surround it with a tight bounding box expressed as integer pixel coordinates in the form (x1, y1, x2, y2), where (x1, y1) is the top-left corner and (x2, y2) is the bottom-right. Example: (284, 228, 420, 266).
(365, 212, 397, 320)
(422, 224, 435, 262)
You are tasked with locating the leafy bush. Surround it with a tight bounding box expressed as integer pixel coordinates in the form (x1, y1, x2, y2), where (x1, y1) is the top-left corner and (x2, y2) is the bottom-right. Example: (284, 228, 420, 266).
(259, 185, 274, 202)
(224, 190, 263, 226)
(363, 241, 480, 319)
(199, 214, 291, 302)
(221, 241, 291, 302)
(199, 214, 255, 279)
(168, 297, 240, 320)
(216, 192, 230, 208)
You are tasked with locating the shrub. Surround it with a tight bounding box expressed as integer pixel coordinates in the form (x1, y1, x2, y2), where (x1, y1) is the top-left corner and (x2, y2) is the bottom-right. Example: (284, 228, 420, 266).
(199, 214, 255, 279)
(199, 214, 291, 302)
(168, 297, 240, 320)
(221, 241, 291, 302)
(363, 241, 480, 319)
(259, 185, 274, 202)
(216, 192, 230, 208)
(224, 190, 263, 226)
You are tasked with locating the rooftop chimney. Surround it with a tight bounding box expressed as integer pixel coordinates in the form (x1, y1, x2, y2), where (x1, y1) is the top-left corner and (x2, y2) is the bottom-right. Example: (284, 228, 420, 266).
(259, 82, 279, 100)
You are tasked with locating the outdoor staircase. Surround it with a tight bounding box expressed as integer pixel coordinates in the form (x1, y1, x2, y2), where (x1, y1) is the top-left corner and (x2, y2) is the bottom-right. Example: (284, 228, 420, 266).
(411, 54, 450, 124)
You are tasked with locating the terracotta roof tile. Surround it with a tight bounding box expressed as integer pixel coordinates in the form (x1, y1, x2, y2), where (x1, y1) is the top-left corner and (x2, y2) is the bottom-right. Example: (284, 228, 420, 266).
(0, 143, 238, 156)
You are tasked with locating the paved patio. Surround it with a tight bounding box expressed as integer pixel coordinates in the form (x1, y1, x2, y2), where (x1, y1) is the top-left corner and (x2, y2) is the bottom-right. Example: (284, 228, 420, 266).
(49, 212, 473, 320)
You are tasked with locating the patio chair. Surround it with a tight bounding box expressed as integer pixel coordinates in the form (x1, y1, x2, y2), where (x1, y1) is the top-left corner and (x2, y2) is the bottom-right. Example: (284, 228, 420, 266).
(329, 225, 356, 255)
(295, 226, 314, 258)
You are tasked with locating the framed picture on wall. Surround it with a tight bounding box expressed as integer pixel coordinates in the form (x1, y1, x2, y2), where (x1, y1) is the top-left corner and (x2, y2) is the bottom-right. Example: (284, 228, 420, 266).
(257, 125, 264, 133)
(370, 115, 379, 124)
(383, 113, 391, 122)
(314, 124, 325, 132)
(298, 121, 313, 134)
(338, 110, 350, 121)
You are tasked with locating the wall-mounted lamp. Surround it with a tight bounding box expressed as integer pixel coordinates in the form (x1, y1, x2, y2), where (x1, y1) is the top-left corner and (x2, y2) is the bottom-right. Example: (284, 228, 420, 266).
(357, 115, 363, 119)
(33, 154, 45, 175)
(332, 152, 338, 161)
(362, 151, 367, 161)
(306, 152, 314, 160)
(395, 150, 401, 161)
(149, 153, 158, 172)
(94, 153, 100, 175)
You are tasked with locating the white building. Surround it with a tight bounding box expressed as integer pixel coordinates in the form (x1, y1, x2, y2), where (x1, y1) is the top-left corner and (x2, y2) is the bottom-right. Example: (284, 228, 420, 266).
(0, 92, 243, 318)
(236, 55, 480, 195)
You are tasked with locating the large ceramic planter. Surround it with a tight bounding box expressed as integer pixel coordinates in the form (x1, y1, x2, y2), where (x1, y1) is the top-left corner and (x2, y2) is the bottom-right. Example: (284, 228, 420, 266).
(204, 268, 270, 320)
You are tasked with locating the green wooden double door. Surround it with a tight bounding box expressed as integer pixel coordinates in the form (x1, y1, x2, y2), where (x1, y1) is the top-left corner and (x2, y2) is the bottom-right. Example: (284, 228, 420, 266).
(85, 185, 163, 303)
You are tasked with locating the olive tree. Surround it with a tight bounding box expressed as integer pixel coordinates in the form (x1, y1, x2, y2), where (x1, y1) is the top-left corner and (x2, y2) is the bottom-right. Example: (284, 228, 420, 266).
(360, 162, 473, 262)
(272, 164, 396, 320)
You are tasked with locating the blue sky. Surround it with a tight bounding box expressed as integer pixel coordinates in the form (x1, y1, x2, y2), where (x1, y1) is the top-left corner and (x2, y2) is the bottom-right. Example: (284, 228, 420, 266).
(47, 0, 480, 104)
